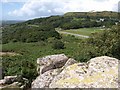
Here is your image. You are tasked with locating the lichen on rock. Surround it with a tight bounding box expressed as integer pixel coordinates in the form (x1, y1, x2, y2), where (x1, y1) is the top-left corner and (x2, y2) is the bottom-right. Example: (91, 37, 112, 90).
(32, 55, 119, 88)
(49, 56, 119, 88)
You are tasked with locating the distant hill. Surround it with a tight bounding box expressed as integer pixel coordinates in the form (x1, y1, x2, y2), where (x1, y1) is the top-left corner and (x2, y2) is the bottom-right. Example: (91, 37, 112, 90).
(2, 11, 119, 44)
(24, 11, 119, 29)
(64, 11, 118, 18)
(1, 20, 25, 26)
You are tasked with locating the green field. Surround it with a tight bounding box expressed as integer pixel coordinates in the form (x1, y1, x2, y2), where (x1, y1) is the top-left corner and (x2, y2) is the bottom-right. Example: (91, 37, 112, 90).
(2, 41, 80, 59)
(60, 28, 104, 36)
(2, 35, 82, 58)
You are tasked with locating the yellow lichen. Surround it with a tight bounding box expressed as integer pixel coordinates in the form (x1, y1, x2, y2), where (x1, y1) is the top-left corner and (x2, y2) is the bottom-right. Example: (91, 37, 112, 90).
(105, 68, 118, 76)
(81, 68, 117, 84)
(55, 64, 118, 87)
(66, 63, 85, 73)
(108, 69, 115, 75)
(56, 78, 80, 85)
(64, 63, 84, 77)
(67, 63, 78, 70)
(81, 73, 103, 84)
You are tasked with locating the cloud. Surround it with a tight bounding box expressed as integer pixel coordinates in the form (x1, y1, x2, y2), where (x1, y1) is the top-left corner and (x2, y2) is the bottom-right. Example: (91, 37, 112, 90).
(93, 0, 109, 2)
(1, 0, 29, 3)
(1, 0, 9, 3)
(8, 0, 119, 19)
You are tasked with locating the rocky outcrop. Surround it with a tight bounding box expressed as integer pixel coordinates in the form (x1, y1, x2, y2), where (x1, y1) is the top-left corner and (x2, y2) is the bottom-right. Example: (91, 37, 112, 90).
(32, 54, 77, 88)
(50, 56, 119, 88)
(32, 68, 62, 88)
(37, 54, 68, 74)
(32, 54, 119, 88)
(0, 75, 29, 89)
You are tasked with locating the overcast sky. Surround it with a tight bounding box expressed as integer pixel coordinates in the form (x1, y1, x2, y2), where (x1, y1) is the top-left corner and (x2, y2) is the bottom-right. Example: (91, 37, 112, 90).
(1, 0, 119, 20)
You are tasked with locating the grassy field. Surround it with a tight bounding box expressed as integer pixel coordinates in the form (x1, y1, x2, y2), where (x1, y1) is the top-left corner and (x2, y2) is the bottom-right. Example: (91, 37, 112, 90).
(58, 28, 104, 36)
(2, 36, 81, 59)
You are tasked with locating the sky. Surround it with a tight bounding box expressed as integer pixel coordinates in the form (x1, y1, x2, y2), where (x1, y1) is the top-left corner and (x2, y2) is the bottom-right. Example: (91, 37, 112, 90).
(1, 0, 120, 20)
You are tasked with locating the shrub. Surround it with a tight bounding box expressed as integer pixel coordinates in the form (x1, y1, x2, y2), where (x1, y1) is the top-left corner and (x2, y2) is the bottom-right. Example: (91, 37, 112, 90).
(47, 37, 55, 43)
(26, 38, 37, 43)
(52, 40, 65, 49)
(83, 25, 120, 60)
(2, 24, 61, 43)
(11, 39, 17, 42)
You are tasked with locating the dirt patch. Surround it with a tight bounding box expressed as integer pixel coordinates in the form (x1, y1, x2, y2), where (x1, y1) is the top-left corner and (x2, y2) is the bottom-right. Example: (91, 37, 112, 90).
(0, 52, 20, 56)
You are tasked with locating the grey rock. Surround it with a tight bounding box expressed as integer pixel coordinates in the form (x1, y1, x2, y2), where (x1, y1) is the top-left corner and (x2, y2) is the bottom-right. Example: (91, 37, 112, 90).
(32, 68, 62, 88)
(0, 79, 6, 85)
(49, 56, 119, 88)
(63, 58, 78, 68)
(3, 75, 17, 84)
(37, 54, 68, 74)
(0, 75, 29, 89)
